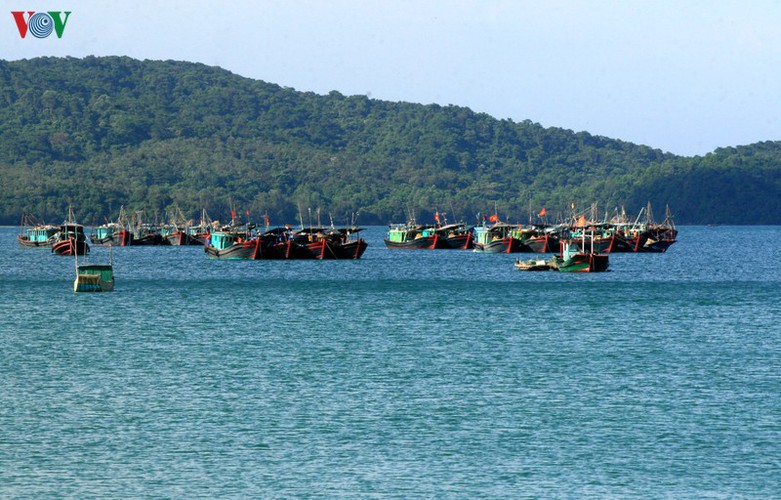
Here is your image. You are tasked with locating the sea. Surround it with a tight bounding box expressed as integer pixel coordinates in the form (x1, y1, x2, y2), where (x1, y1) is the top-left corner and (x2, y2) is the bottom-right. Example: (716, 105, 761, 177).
(1, 225, 779, 498)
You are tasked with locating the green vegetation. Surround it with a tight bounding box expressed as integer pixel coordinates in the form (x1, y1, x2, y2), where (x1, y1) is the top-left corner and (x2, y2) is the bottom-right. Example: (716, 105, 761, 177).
(1, 56, 779, 225)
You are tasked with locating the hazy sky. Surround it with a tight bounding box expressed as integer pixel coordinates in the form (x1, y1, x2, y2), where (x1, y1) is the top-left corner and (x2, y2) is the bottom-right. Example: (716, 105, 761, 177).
(3, 0, 780, 156)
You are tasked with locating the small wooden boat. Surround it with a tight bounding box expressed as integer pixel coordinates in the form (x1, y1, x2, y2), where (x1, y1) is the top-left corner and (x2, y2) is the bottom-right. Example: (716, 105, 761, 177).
(514, 258, 553, 271)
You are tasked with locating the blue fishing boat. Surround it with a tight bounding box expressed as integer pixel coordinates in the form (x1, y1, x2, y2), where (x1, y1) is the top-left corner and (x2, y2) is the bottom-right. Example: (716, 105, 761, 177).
(204, 226, 261, 259)
(17, 214, 58, 248)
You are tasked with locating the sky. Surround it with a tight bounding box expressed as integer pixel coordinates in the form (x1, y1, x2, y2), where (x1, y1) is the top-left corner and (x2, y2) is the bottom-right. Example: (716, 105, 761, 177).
(2, 0, 781, 156)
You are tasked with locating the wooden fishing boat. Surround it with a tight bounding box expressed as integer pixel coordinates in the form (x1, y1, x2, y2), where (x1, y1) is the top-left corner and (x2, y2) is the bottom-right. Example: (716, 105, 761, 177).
(551, 234, 609, 273)
(638, 205, 678, 252)
(163, 226, 205, 246)
(436, 223, 474, 249)
(294, 227, 368, 259)
(384, 223, 446, 249)
(473, 222, 526, 253)
(17, 214, 58, 248)
(204, 227, 261, 259)
(263, 227, 314, 259)
(517, 225, 566, 253)
(51, 223, 90, 256)
(161, 207, 209, 246)
(90, 222, 123, 246)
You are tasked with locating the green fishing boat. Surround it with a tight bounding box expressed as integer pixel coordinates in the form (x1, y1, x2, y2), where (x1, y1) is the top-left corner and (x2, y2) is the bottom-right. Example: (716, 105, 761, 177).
(552, 234, 609, 273)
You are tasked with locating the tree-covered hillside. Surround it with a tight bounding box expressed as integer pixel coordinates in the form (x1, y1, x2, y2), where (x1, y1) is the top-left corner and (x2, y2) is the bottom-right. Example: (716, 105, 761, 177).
(1, 56, 779, 225)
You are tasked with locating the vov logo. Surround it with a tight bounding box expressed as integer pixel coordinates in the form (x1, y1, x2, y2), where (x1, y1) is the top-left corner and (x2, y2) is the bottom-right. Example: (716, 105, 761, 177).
(11, 11, 71, 38)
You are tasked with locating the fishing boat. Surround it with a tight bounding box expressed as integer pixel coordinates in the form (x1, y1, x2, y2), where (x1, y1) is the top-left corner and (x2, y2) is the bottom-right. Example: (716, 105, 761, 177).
(73, 247, 114, 293)
(204, 224, 261, 259)
(256, 226, 311, 259)
(90, 222, 124, 246)
(161, 207, 209, 246)
(17, 213, 58, 248)
(162, 225, 205, 246)
(473, 222, 526, 253)
(551, 233, 609, 273)
(638, 204, 678, 252)
(294, 226, 368, 259)
(436, 223, 474, 249)
(384, 223, 446, 249)
(51, 223, 90, 256)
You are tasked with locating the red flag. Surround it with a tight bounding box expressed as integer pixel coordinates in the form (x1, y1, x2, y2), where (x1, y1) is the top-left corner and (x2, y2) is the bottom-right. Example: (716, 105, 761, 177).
(538, 207, 547, 217)
(230, 210, 236, 220)
(434, 212, 440, 223)
(489, 214, 498, 223)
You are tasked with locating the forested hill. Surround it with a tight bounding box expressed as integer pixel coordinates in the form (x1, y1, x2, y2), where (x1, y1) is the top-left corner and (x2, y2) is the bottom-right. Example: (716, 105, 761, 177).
(1, 56, 779, 225)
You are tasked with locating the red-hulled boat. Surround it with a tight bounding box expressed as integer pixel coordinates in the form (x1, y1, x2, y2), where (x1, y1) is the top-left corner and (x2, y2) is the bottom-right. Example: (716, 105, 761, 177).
(295, 227, 369, 259)
(435, 223, 474, 250)
(51, 223, 90, 256)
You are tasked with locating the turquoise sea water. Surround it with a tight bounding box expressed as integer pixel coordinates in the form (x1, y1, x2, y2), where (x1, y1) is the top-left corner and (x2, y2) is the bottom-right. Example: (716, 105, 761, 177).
(1, 226, 779, 498)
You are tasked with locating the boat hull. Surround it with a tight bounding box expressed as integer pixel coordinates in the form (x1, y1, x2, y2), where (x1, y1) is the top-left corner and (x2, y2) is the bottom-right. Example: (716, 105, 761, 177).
(52, 238, 90, 256)
(74, 264, 114, 292)
(306, 239, 368, 259)
(525, 235, 558, 253)
(601, 234, 635, 253)
(640, 239, 676, 253)
(130, 233, 167, 246)
(443, 233, 474, 250)
(204, 239, 261, 259)
(17, 236, 53, 248)
(90, 234, 119, 246)
(384, 235, 444, 249)
(165, 231, 204, 246)
(474, 237, 524, 253)
(554, 253, 609, 273)
(262, 240, 314, 259)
